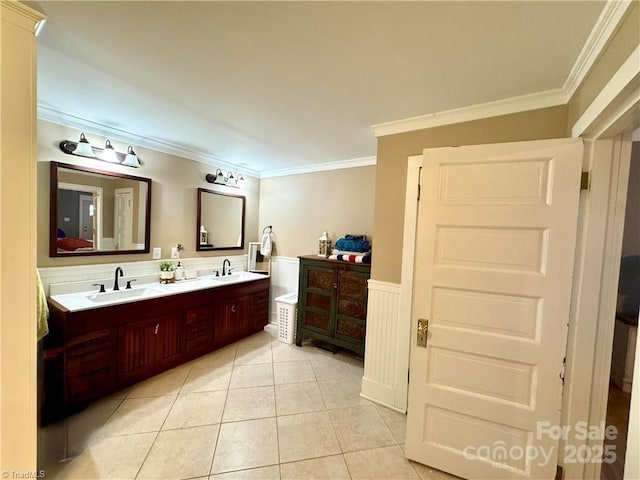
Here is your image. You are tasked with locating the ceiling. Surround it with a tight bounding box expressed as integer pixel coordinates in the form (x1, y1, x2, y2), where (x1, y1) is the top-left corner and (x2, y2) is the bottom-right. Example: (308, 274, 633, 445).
(34, 1, 606, 176)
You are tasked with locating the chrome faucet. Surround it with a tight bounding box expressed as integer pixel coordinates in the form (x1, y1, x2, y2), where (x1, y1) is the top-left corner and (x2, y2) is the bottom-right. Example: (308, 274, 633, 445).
(113, 266, 124, 291)
(222, 259, 231, 276)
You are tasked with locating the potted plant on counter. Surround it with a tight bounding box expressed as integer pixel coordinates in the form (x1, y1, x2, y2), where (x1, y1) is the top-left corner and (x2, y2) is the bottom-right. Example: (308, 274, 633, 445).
(160, 261, 176, 283)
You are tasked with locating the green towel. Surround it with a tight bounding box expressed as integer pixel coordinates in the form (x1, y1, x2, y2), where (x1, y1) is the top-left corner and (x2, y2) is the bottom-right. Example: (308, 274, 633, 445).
(37, 269, 49, 341)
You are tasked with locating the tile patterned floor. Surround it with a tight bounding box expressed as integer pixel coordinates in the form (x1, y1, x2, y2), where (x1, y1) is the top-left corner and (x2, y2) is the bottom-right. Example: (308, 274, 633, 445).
(40, 325, 458, 480)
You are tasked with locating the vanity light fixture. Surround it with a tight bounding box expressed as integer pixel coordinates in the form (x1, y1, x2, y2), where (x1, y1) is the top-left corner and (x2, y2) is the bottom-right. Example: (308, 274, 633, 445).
(59, 133, 142, 168)
(122, 146, 141, 167)
(73, 133, 94, 157)
(237, 174, 246, 188)
(100, 140, 118, 163)
(204, 168, 245, 188)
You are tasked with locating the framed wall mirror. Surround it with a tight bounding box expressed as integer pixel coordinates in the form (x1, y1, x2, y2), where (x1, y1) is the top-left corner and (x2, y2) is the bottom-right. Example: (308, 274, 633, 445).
(248, 242, 270, 275)
(197, 188, 245, 251)
(50, 161, 152, 257)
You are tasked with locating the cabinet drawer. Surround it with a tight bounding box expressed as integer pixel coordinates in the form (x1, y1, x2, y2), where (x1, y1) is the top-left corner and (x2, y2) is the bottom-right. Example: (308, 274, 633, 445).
(254, 290, 269, 303)
(186, 307, 213, 325)
(67, 328, 117, 357)
(186, 334, 213, 358)
(186, 320, 212, 339)
(67, 365, 117, 405)
(67, 348, 116, 376)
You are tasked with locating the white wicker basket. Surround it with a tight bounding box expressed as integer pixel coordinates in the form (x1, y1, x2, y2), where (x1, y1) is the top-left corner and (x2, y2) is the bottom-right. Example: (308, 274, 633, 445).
(275, 293, 298, 344)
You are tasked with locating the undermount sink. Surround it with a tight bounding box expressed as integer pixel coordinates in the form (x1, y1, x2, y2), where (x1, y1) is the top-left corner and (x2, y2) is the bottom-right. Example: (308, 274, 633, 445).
(211, 271, 264, 284)
(86, 287, 158, 303)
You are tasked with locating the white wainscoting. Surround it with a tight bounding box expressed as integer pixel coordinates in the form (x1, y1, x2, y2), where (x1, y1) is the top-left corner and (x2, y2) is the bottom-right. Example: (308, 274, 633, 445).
(269, 256, 300, 324)
(361, 279, 405, 412)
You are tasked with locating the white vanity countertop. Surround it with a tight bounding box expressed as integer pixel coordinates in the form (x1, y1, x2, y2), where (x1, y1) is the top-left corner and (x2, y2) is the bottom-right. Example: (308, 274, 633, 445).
(49, 271, 267, 313)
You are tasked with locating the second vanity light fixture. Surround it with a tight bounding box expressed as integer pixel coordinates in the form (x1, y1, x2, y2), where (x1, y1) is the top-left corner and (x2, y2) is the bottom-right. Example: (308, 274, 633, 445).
(59, 133, 142, 168)
(205, 169, 246, 188)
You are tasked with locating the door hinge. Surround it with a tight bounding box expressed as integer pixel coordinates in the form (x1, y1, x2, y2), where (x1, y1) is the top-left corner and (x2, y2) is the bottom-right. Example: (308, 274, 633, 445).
(559, 356, 566, 386)
(581, 171, 590, 191)
(417, 166, 423, 201)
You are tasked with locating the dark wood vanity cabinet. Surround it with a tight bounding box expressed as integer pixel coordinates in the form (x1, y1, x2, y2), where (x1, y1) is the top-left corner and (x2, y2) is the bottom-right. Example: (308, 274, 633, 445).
(119, 312, 184, 384)
(65, 327, 118, 406)
(213, 288, 269, 347)
(43, 278, 269, 423)
(295, 256, 370, 355)
(185, 305, 215, 359)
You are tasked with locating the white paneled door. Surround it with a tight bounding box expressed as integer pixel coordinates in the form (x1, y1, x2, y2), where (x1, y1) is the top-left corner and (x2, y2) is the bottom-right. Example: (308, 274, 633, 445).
(405, 139, 583, 479)
(114, 187, 134, 250)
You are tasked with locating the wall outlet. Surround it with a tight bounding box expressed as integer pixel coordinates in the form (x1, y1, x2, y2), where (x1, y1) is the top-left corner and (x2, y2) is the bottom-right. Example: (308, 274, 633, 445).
(152, 247, 161, 259)
(171, 247, 178, 259)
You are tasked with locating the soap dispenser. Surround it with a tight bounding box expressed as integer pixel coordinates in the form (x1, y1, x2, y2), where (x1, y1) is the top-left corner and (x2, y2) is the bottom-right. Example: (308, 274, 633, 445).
(175, 261, 184, 280)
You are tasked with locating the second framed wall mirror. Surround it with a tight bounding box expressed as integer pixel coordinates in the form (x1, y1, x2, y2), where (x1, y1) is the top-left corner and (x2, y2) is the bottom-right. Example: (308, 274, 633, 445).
(196, 188, 245, 251)
(248, 242, 270, 275)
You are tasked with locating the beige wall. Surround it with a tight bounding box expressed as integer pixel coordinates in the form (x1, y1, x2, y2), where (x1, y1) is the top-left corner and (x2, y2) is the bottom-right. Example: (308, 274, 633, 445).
(373, 105, 568, 283)
(37, 120, 260, 267)
(567, 2, 640, 129)
(258, 166, 376, 258)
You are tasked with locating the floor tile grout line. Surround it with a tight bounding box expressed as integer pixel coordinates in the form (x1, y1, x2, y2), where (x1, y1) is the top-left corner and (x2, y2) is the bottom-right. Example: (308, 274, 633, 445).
(207, 389, 229, 477)
(49, 328, 379, 479)
(132, 367, 194, 480)
(134, 367, 201, 479)
(62, 393, 129, 461)
(208, 343, 237, 476)
(270, 345, 283, 471)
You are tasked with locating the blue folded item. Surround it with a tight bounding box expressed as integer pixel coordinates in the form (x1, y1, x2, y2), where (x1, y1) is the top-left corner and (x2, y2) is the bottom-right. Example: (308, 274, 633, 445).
(335, 237, 371, 253)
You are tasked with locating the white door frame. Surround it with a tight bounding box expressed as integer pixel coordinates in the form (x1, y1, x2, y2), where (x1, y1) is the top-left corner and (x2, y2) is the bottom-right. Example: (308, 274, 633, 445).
(562, 43, 639, 479)
(397, 54, 639, 479)
(398, 137, 634, 479)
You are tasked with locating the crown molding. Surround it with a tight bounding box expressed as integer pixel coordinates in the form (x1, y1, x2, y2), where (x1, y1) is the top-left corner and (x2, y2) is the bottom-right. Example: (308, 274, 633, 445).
(37, 105, 261, 177)
(260, 156, 376, 179)
(2, 0, 46, 24)
(571, 44, 640, 137)
(371, 89, 567, 138)
(563, 0, 634, 99)
(372, 0, 633, 138)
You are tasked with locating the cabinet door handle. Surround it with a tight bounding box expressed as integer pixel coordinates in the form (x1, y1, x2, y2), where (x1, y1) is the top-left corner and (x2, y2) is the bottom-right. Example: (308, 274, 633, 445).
(333, 283, 337, 289)
(231, 305, 236, 313)
(154, 324, 159, 335)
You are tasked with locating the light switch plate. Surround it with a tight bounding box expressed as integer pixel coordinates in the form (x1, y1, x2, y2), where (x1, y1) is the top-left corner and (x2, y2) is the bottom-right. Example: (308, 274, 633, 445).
(171, 247, 178, 259)
(152, 247, 161, 259)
